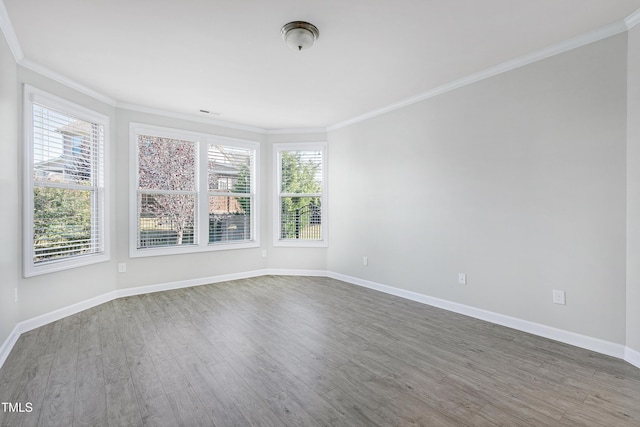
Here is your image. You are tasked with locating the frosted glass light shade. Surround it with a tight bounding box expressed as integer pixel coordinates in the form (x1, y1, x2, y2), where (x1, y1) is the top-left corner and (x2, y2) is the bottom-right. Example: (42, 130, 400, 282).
(285, 28, 314, 51)
(281, 21, 319, 51)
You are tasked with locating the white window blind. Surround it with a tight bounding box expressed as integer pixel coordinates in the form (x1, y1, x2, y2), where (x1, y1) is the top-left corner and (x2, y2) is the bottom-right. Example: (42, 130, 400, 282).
(130, 123, 259, 257)
(275, 144, 327, 246)
(24, 86, 109, 276)
(208, 144, 255, 244)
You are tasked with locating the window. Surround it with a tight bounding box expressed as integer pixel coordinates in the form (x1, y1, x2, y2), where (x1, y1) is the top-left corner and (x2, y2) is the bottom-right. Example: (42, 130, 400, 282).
(24, 85, 109, 276)
(136, 135, 197, 248)
(130, 124, 259, 257)
(274, 143, 327, 247)
(208, 144, 255, 244)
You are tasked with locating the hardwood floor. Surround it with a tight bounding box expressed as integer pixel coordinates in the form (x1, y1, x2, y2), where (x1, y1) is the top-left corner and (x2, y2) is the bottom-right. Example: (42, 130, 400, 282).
(1, 275, 639, 426)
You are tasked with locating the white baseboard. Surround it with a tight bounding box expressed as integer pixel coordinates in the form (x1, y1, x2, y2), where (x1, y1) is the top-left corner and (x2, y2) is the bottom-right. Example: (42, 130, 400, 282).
(626, 346, 640, 369)
(1, 269, 638, 371)
(114, 268, 328, 299)
(327, 271, 628, 360)
(263, 268, 328, 277)
(0, 325, 21, 369)
(0, 268, 328, 367)
(0, 290, 120, 370)
(19, 291, 118, 334)
(0, 269, 266, 369)
(115, 269, 271, 298)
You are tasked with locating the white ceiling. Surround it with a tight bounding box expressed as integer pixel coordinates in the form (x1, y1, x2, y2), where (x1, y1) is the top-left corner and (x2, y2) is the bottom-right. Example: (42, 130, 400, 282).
(4, 0, 640, 130)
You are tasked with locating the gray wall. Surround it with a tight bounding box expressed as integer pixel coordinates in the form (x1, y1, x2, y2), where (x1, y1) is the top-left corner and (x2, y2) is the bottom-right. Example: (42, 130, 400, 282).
(265, 132, 328, 271)
(113, 111, 329, 290)
(0, 26, 637, 356)
(0, 61, 330, 346)
(15, 67, 119, 321)
(0, 53, 330, 342)
(0, 29, 19, 345)
(628, 25, 640, 354)
(327, 34, 628, 344)
(114, 109, 268, 289)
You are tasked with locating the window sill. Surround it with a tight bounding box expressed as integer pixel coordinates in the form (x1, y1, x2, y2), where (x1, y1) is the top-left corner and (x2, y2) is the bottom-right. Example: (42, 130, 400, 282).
(24, 253, 110, 278)
(129, 240, 260, 258)
(273, 240, 328, 248)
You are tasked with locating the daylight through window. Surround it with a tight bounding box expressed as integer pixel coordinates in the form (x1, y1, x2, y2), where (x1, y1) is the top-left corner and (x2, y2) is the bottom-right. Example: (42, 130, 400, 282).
(274, 143, 327, 247)
(24, 86, 108, 276)
(131, 124, 259, 256)
(137, 135, 197, 248)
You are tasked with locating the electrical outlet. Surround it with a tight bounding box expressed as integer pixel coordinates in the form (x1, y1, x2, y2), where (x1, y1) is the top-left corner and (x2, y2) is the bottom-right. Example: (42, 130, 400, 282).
(553, 290, 566, 305)
(458, 273, 466, 285)
(118, 263, 127, 273)
(261, 250, 267, 258)
(363, 256, 368, 266)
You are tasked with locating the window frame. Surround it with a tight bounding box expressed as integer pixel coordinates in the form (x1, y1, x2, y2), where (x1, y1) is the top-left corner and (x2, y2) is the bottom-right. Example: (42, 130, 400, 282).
(129, 123, 260, 258)
(273, 142, 328, 248)
(23, 85, 110, 277)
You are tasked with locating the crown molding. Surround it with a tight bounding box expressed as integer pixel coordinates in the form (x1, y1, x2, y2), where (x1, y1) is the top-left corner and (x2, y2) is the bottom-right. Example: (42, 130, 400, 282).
(264, 127, 327, 135)
(2, 0, 637, 135)
(19, 58, 118, 106)
(118, 103, 328, 136)
(117, 102, 268, 134)
(327, 19, 629, 131)
(13, 56, 325, 136)
(626, 8, 640, 30)
(0, 0, 23, 62)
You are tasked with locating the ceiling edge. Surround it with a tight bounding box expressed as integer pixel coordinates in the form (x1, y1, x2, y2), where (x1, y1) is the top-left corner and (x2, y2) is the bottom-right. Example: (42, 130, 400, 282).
(2, 2, 637, 135)
(19, 58, 118, 106)
(626, 8, 640, 29)
(327, 19, 628, 132)
(117, 102, 267, 135)
(264, 128, 327, 135)
(0, 0, 22, 62)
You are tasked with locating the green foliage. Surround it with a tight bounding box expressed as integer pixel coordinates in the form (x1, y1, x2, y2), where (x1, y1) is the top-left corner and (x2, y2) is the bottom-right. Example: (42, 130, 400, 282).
(280, 152, 322, 239)
(281, 152, 321, 195)
(33, 187, 92, 261)
(232, 161, 251, 213)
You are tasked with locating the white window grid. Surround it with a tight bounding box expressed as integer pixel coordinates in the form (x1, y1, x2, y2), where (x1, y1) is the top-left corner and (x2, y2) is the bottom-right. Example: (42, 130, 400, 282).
(23, 85, 110, 277)
(129, 123, 260, 258)
(273, 142, 328, 247)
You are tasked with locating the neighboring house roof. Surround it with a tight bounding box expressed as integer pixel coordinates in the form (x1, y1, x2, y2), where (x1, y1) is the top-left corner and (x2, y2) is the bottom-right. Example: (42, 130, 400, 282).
(35, 119, 91, 178)
(209, 195, 244, 214)
(209, 161, 240, 177)
(57, 120, 93, 136)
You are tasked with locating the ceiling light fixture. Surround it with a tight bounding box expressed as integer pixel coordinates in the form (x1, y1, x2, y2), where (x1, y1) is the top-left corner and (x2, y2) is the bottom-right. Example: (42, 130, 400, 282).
(281, 21, 319, 51)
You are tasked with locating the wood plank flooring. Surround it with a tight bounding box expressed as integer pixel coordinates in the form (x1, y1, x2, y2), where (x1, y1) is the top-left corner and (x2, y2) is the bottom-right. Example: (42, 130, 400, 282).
(1, 275, 640, 426)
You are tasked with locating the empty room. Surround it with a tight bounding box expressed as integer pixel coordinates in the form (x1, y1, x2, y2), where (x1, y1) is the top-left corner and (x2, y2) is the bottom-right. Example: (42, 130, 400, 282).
(2, 0, 640, 425)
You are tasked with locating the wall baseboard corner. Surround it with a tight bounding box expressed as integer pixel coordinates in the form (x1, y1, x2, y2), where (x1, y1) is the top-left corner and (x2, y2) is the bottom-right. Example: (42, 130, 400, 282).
(18, 291, 118, 335)
(0, 325, 21, 369)
(626, 346, 640, 369)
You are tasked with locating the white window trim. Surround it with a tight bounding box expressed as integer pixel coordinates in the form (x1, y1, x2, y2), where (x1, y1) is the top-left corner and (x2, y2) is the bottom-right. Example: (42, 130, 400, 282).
(273, 142, 328, 248)
(23, 85, 110, 277)
(129, 123, 260, 258)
